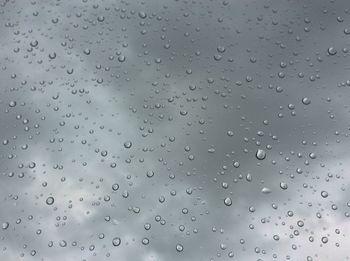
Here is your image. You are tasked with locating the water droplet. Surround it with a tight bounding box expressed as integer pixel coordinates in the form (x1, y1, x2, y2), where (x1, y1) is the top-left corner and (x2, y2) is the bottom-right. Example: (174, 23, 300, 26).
(261, 187, 272, 194)
(176, 244, 184, 252)
(2, 222, 9, 230)
(59, 240, 67, 247)
(97, 16, 105, 22)
(118, 55, 126, 62)
(224, 197, 232, 206)
(208, 148, 215, 153)
(141, 237, 149, 245)
(273, 235, 280, 241)
(83, 48, 91, 55)
(46, 196, 54, 205)
(112, 183, 119, 191)
(138, 11, 147, 19)
(297, 220, 304, 227)
(48, 52, 57, 59)
(280, 182, 288, 190)
(112, 237, 121, 246)
(309, 152, 316, 159)
(146, 170, 154, 178)
(256, 149, 266, 160)
(124, 141, 132, 149)
(321, 191, 328, 198)
(327, 47, 337, 55)
(302, 97, 311, 105)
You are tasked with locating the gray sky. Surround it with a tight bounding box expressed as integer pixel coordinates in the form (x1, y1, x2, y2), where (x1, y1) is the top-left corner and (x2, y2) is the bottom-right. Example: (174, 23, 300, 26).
(0, 0, 350, 260)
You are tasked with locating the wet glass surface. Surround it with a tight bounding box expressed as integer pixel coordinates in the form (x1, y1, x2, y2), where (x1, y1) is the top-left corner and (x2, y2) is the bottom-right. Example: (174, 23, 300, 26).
(0, 0, 350, 260)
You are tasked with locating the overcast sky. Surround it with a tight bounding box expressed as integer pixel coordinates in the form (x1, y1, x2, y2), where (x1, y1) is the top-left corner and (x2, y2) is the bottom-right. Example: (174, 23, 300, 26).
(0, 0, 350, 260)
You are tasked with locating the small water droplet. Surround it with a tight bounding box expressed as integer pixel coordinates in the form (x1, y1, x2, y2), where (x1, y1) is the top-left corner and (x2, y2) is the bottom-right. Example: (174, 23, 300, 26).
(280, 182, 288, 190)
(138, 11, 147, 19)
(118, 55, 126, 62)
(124, 141, 132, 149)
(302, 97, 311, 105)
(59, 240, 67, 247)
(112, 183, 119, 191)
(176, 244, 184, 252)
(327, 47, 337, 55)
(2, 222, 9, 230)
(261, 187, 272, 194)
(321, 191, 328, 198)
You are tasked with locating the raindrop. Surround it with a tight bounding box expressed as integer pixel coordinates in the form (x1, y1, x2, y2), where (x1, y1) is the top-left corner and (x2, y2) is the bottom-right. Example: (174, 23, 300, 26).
(46, 196, 54, 205)
(118, 55, 126, 62)
(124, 141, 132, 149)
(83, 48, 91, 55)
(59, 240, 67, 247)
(280, 182, 288, 190)
(2, 222, 9, 230)
(141, 237, 149, 245)
(112, 237, 121, 246)
(321, 236, 328, 244)
(146, 170, 154, 178)
(176, 244, 184, 252)
(327, 47, 337, 55)
(321, 191, 328, 198)
(302, 97, 311, 105)
(138, 11, 147, 19)
(112, 183, 119, 191)
(261, 187, 272, 194)
(256, 149, 266, 160)
(224, 197, 232, 206)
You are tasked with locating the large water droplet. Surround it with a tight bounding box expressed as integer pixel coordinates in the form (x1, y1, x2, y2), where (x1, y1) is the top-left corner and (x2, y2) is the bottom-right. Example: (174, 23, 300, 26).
(256, 149, 266, 160)
(112, 237, 121, 246)
(224, 197, 232, 206)
(46, 196, 54, 205)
